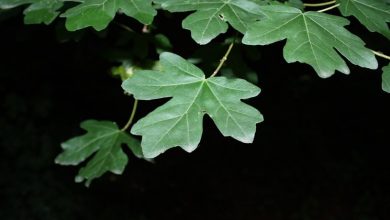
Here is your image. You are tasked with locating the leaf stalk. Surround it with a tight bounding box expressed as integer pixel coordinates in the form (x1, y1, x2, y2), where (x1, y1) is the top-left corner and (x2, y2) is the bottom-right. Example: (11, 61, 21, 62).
(304, 1, 336, 7)
(121, 99, 139, 131)
(372, 50, 390, 61)
(210, 42, 234, 77)
(317, 3, 340, 13)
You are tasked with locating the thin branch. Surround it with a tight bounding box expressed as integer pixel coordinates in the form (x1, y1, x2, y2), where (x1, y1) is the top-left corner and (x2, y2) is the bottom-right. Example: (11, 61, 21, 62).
(121, 99, 139, 132)
(304, 1, 336, 7)
(317, 3, 340, 12)
(372, 50, 390, 61)
(210, 42, 234, 78)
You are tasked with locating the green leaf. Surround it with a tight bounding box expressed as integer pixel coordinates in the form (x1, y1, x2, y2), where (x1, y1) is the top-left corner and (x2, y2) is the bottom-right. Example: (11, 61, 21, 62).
(161, 0, 265, 44)
(61, 0, 156, 31)
(122, 52, 263, 158)
(0, 0, 63, 25)
(0, 0, 32, 9)
(337, 0, 390, 39)
(242, 5, 378, 78)
(382, 63, 390, 93)
(55, 120, 143, 186)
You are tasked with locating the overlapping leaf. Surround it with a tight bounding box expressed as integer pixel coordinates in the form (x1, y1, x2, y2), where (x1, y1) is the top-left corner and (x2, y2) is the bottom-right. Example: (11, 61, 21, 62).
(61, 0, 156, 31)
(337, 0, 390, 39)
(160, 0, 265, 44)
(122, 52, 263, 158)
(0, 0, 63, 24)
(243, 5, 378, 78)
(382, 63, 390, 93)
(55, 120, 143, 186)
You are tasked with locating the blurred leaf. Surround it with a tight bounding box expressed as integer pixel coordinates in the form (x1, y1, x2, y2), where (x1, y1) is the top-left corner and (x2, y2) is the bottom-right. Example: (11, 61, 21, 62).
(0, 0, 63, 25)
(382, 63, 390, 93)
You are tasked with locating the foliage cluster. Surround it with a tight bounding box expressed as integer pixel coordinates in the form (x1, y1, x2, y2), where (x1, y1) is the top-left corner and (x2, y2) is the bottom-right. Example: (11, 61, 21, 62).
(1, 0, 389, 186)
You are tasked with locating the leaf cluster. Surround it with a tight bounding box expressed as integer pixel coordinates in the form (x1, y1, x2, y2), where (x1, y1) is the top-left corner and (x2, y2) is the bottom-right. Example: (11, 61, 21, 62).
(2, 0, 389, 185)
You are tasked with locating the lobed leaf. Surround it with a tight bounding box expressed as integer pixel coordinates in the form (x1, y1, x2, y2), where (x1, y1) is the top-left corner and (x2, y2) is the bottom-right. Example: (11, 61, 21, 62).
(122, 52, 263, 158)
(337, 0, 390, 39)
(161, 0, 265, 44)
(0, 0, 63, 25)
(55, 120, 143, 186)
(243, 5, 378, 78)
(61, 0, 156, 31)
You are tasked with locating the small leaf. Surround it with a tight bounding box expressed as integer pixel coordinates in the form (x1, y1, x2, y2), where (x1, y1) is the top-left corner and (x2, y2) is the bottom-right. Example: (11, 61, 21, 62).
(55, 120, 142, 186)
(337, 0, 390, 39)
(382, 63, 390, 93)
(122, 52, 263, 158)
(242, 5, 378, 78)
(61, 0, 157, 31)
(161, 0, 265, 44)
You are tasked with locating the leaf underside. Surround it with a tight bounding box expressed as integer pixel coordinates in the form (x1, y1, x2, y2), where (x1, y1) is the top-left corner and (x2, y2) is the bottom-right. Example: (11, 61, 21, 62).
(242, 5, 378, 78)
(122, 52, 263, 158)
(55, 120, 142, 186)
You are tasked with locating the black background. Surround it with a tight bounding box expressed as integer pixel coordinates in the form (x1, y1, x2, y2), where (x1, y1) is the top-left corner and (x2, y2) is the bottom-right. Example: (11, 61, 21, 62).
(1, 10, 390, 220)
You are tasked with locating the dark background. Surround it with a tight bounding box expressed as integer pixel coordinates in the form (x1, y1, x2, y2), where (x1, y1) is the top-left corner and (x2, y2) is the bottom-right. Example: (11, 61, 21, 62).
(1, 10, 390, 220)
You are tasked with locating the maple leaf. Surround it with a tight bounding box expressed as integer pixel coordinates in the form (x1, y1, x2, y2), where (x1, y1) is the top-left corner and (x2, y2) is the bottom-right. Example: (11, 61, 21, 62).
(61, 0, 156, 31)
(242, 5, 378, 78)
(337, 0, 390, 39)
(122, 52, 263, 158)
(160, 0, 265, 44)
(55, 120, 143, 186)
(382, 63, 390, 93)
(0, 0, 63, 25)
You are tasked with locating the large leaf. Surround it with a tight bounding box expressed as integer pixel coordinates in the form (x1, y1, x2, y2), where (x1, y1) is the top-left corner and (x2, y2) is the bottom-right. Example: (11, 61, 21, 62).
(0, 0, 63, 25)
(243, 5, 378, 78)
(61, 0, 156, 31)
(160, 0, 265, 44)
(382, 63, 390, 93)
(55, 120, 143, 186)
(122, 52, 263, 158)
(337, 0, 390, 39)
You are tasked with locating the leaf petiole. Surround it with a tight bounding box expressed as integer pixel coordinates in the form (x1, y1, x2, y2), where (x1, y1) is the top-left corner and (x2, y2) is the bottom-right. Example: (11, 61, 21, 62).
(372, 50, 390, 61)
(304, 1, 336, 7)
(210, 42, 234, 78)
(121, 99, 139, 132)
(317, 3, 340, 13)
